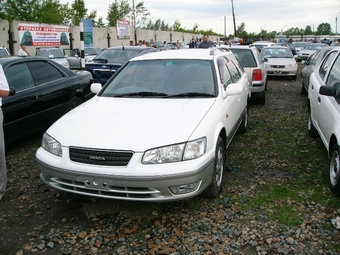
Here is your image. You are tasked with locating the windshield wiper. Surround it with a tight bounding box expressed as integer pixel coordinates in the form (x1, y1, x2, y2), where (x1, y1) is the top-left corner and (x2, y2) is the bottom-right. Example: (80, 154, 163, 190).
(93, 59, 108, 63)
(166, 92, 215, 98)
(113, 91, 168, 97)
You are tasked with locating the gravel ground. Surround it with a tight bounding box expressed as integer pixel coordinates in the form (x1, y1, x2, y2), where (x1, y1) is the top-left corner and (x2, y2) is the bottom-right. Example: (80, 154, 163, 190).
(1, 63, 340, 255)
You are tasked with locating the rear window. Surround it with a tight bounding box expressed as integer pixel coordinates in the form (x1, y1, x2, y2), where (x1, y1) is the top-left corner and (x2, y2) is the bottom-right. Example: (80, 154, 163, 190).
(229, 49, 256, 67)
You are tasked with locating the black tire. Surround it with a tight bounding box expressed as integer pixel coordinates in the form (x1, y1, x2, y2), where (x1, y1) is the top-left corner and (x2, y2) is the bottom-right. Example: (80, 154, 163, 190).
(237, 105, 248, 134)
(257, 91, 265, 105)
(307, 108, 318, 137)
(68, 96, 83, 110)
(329, 144, 340, 196)
(201, 136, 225, 198)
(301, 80, 308, 95)
(292, 75, 297, 81)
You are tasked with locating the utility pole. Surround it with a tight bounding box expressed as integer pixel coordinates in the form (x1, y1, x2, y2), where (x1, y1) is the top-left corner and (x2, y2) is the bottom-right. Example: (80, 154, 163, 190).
(132, 0, 137, 45)
(231, 0, 237, 38)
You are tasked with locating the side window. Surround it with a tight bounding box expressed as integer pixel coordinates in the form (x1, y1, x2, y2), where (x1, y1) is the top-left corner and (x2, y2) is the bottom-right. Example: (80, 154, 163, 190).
(217, 57, 232, 90)
(326, 55, 340, 93)
(5, 63, 35, 91)
(319, 51, 337, 80)
(227, 61, 241, 83)
(28, 61, 65, 85)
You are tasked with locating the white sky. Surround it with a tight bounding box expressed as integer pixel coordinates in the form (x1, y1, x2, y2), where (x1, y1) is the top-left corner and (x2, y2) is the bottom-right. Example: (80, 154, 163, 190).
(60, 0, 340, 35)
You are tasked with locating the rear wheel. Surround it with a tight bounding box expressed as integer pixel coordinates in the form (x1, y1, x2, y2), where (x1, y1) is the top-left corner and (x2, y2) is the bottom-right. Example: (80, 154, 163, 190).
(257, 91, 265, 105)
(68, 96, 83, 111)
(201, 136, 225, 198)
(329, 144, 340, 196)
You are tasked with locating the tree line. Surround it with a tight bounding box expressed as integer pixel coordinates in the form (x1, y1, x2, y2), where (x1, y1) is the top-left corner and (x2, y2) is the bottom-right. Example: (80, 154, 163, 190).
(0, 0, 333, 38)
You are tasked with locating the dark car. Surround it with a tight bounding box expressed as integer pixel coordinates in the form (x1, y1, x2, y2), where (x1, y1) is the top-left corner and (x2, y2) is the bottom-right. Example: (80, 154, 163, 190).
(276, 43, 296, 55)
(1, 56, 93, 144)
(0, 46, 10, 56)
(85, 46, 159, 84)
(300, 46, 337, 95)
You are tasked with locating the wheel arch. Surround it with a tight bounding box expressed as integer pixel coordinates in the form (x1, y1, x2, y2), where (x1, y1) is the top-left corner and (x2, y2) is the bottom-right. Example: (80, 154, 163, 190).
(329, 134, 338, 157)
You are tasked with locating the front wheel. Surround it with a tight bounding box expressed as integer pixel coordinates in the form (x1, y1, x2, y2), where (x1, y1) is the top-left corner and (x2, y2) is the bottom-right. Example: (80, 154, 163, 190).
(308, 108, 318, 137)
(329, 144, 340, 196)
(68, 96, 83, 111)
(201, 136, 225, 198)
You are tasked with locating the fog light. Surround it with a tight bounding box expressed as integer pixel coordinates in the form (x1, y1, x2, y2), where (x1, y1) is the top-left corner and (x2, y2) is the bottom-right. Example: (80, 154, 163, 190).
(169, 180, 201, 195)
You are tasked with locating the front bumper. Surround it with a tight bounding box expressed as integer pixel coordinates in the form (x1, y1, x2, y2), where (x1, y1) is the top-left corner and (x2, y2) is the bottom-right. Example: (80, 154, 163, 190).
(36, 147, 215, 202)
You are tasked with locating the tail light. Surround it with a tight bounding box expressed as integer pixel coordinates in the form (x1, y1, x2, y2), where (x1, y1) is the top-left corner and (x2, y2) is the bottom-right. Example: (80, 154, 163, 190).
(252, 69, 263, 81)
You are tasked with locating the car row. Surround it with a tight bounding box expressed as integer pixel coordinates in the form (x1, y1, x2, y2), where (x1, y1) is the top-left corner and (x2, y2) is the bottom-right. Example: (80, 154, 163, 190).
(35, 48, 251, 202)
(1, 56, 93, 144)
(64, 46, 103, 69)
(308, 47, 340, 196)
(35, 47, 70, 69)
(297, 43, 328, 61)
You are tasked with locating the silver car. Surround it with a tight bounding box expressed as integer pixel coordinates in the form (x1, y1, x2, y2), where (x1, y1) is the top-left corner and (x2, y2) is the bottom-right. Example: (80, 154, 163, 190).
(35, 47, 70, 69)
(260, 46, 298, 80)
(229, 45, 267, 104)
(300, 46, 337, 95)
(297, 43, 328, 61)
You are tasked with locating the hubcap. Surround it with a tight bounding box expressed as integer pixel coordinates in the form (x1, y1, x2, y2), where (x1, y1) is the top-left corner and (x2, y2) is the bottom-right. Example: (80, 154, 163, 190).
(215, 145, 224, 187)
(330, 150, 340, 186)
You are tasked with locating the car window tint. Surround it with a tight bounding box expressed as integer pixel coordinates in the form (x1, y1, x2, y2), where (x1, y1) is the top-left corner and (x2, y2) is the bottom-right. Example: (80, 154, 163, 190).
(217, 57, 232, 90)
(5, 63, 35, 91)
(28, 61, 65, 85)
(326, 55, 340, 91)
(319, 51, 338, 80)
(230, 49, 256, 67)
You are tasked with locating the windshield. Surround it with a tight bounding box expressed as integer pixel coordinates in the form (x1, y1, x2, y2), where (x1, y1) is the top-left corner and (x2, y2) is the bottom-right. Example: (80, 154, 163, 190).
(261, 48, 293, 58)
(100, 59, 215, 97)
(37, 48, 64, 58)
(85, 47, 102, 55)
(93, 49, 140, 63)
(0, 49, 9, 56)
(304, 44, 323, 50)
(293, 42, 307, 47)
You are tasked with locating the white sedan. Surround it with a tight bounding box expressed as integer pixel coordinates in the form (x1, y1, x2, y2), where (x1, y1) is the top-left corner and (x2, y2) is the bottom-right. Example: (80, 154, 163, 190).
(260, 46, 298, 80)
(36, 48, 250, 202)
(308, 47, 340, 196)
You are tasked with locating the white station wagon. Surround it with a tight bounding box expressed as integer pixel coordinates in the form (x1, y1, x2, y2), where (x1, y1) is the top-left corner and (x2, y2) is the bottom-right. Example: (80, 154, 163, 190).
(36, 48, 251, 202)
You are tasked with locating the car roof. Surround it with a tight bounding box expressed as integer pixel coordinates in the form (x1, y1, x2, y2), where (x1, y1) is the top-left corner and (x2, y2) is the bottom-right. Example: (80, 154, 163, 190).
(130, 48, 229, 61)
(106, 46, 155, 51)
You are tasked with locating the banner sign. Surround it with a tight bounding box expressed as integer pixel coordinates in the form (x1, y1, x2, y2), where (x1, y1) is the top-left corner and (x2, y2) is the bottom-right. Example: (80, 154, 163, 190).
(18, 23, 70, 46)
(81, 19, 93, 47)
(117, 20, 130, 40)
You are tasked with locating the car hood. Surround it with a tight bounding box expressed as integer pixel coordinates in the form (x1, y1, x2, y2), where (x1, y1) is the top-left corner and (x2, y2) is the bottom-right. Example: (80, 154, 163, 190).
(299, 50, 316, 54)
(47, 97, 216, 151)
(265, 58, 296, 65)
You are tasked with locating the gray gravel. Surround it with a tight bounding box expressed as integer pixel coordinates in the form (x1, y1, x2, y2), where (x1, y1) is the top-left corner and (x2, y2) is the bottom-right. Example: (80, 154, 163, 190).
(1, 63, 340, 255)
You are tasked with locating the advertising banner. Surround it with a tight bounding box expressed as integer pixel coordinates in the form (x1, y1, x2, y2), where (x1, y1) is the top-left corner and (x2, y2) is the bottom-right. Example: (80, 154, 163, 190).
(18, 23, 70, 46)
(81, 19, 93, 47)
(117, 20, 130, 40)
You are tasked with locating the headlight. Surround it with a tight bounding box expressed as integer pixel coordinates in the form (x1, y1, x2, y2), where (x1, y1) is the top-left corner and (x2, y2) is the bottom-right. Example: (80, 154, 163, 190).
(286, 63, 297, 68)
(42, 133, 62, 157)
(142, 137, 206, 164)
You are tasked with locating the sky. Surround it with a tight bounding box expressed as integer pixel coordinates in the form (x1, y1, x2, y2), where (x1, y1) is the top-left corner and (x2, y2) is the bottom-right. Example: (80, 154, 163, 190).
(60, 0, 340, 36)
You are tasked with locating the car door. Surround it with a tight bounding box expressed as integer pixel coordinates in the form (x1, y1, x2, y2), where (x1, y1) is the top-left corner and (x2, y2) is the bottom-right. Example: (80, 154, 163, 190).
(217, 56, 246, 142)
(316, 53, 340, 147)
(2, 61, 42, 143)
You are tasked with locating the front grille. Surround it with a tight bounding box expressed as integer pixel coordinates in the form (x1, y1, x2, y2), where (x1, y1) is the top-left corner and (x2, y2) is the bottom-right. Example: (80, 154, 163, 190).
(69, 147, 133, 166)
(270, 65, 285, 68)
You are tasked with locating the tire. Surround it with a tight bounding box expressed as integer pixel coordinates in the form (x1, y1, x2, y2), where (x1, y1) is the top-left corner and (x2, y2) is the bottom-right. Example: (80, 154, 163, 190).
(201, 136, 225, 198)
(329, 144, 340, 196)
(301, 79, 308, 95)
(257, 91, 265, 105)
(307, 108, 318, 137)
(237, 105, 248, 134)
(68, 96, 83, 111)
(292, 75, 297, 81)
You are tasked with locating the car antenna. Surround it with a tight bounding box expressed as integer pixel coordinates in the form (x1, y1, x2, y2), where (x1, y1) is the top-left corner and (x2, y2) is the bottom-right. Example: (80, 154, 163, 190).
(121, 43, 125, 51)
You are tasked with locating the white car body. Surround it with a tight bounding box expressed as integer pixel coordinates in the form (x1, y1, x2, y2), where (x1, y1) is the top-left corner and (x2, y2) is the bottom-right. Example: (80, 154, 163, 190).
(308, 47, 340, 196)
(36, 48, 250, 202)
(297, 43, 327, 61)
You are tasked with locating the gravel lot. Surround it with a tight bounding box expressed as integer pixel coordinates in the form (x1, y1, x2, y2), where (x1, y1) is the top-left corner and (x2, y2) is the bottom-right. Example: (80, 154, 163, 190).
(1, 63, 340, 255)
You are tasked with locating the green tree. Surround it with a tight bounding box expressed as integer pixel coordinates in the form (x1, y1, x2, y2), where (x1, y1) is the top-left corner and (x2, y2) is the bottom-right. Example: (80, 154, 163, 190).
(172, 20, 182, 31)
(36, 0, 70, 25)
(133, 1, 150, 28)
(316, 23, 332, 35)
(2, 0, 40, 22)
(70, 0, 88, 25)
(304, 25, 313, 34)
(107, 0, 130, 27)
(236, 22, 248, 39)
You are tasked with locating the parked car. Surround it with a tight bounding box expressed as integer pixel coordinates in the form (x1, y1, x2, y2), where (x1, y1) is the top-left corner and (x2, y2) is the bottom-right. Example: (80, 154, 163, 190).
(300, 46, 337, 95)
(167, 41, 188, 49)
(297, 43, 328, 61)
(65, 46, 102, 69)
(252, 41, 276, 53)
(85, 46, 159, 84)
(260, 45, 298, 80)
(276, 43, 296, 55)
(35, 47, 70, 69)
(1, 56, 93, 144)
(308, 47, 340, 196)
(36, 48, 251, 202)
(0, 46, 10, 56)
(228, 45, 267, 104)
(165, 43, 177, 50)
(292, 41, 308, 54)
(148, 41, 167, 50)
